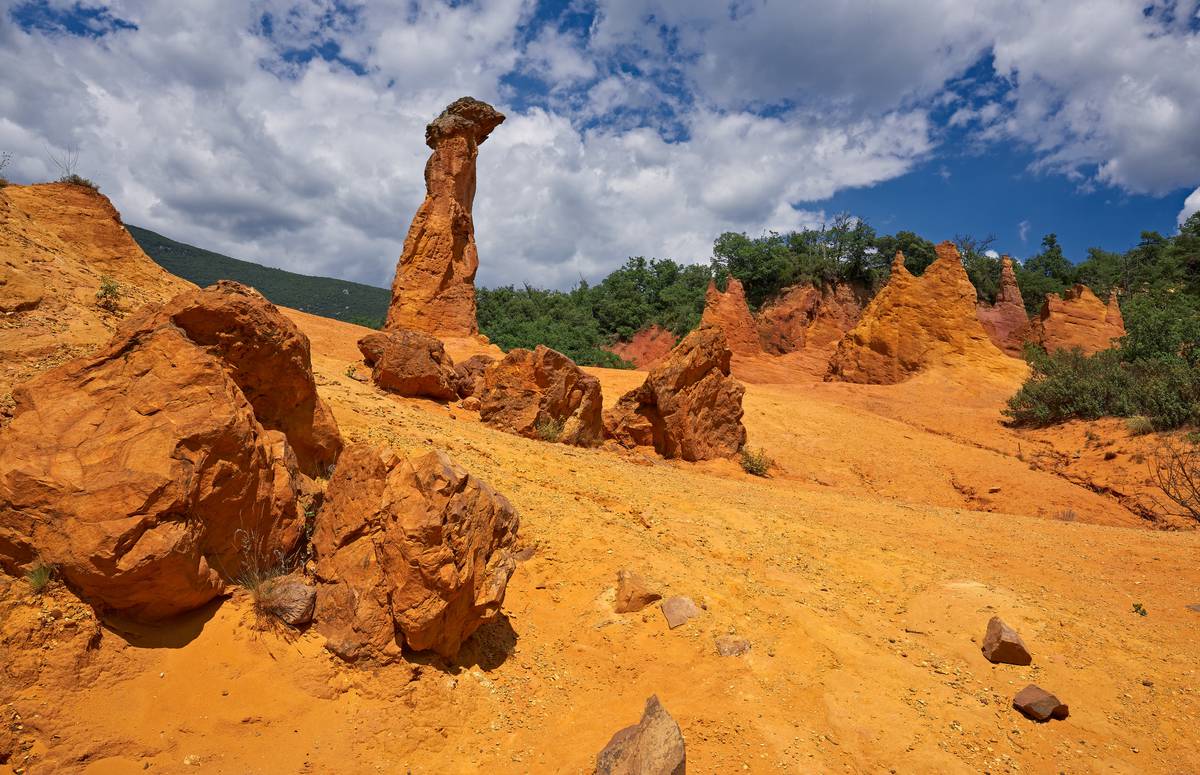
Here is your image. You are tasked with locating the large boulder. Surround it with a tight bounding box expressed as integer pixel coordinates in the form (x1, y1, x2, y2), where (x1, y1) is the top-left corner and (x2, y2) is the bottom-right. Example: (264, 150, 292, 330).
(358, 329, 459, 401)
(976, 257, 1031, 357)
(756, 282, 866, 355)
(604, 326, 746, 461)
(384, 97, 505, 338)
(0, 282, 335, 620)
(478, 345, 604, 446)
(594, 695, 686, 775)
(1029, 284, 1125, 355)
(700, 277, 761, 355)
(312, 443, 519, 660)
(828, 243, 1013, 384)
(604, 325, 677, 369)
(454, 353, 496, 398)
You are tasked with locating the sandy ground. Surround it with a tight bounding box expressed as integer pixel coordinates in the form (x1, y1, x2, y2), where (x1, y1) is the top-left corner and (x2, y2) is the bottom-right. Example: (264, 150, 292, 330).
(2, 309, 1199, 774)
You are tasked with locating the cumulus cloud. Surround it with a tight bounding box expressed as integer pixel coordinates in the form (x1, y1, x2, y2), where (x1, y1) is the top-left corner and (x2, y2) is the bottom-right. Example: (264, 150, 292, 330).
(1181, 187, 1200, 227)
(0, 0, 1196, 290)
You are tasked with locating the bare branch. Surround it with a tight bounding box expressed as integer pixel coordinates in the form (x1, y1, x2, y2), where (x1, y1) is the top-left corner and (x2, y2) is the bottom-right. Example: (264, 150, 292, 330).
(1150, 437, 1200, 523)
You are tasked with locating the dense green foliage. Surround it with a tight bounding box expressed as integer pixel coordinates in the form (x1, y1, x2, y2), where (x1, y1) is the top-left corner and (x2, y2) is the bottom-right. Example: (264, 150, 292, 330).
(130, 224, 390, 326)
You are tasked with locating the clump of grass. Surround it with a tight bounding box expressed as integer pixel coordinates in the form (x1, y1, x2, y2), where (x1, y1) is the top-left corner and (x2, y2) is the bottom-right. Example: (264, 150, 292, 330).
(230, 528, 311, 627)
(24, 561, 55, 594)
(344, 364, 358, 379)
(1125, 416, 1154, 436)
(1132, 602, 1148, 617)
(60, 173, 99, 191)
(95, 275, 121, 312)
(1055, 508, 1077, 522)
(740, 447, 773, 477)
(534, 416, 564, 442)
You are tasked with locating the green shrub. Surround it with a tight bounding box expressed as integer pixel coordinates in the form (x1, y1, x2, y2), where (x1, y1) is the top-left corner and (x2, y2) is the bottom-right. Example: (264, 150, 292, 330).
(59, 173, 98, 191)
(1125, 416, 1154, 436)
(24, 562, 54, 594)
(534, 416, 564, 442)
(95, 275, 122, 311)
(739, 447, 773, 477)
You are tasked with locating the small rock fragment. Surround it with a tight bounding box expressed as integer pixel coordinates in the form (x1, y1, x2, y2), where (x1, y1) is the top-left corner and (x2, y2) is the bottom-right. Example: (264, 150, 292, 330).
(715, 635, 750, 657)
(980, 616, 1032, 665)
(660, 596, 700, 629)
(595, 694, 686, 775)
(614, 570, 662, 614)
(1013, 685, 1069, 722)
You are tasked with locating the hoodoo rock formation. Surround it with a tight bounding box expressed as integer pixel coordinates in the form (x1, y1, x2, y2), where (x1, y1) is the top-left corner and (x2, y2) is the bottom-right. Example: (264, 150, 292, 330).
(1030, 285, 1126, 355)
(0, 282, 340, 620)
(605, 326, 747, 461)
(975, 257, 1031, 357)
(384, 97, 505, 338)
(756, 282, 867, 355)
(313, 443, 519, 660)
(700, 277, 761, 355)
(604, 324, 678, 369)
(358, 329, 460, 401)
(479, 345, 604, 446)
(828, 243, 1012, 384)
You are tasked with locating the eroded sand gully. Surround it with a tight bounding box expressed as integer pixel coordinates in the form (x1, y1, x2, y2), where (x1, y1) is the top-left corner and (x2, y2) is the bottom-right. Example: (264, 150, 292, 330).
(3, 306, 1195, 774)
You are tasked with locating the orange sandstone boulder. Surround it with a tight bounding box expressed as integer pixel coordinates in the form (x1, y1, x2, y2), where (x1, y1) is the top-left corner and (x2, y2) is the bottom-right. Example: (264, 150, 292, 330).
(828, 243, 1011, 384)
(479, 345, 604, 446)
(454, 353, 496, 398)
(358, 329, 459, 401)
(975, 257, 1031, 357)
(312, 443, 519, 660)
(384, 97, 505, 338)
(0, 282, 332, 620)
(604, 325, 678, 369)
(1030, 284, 1126, 355)
(595, 695, 687, 775)
(756, 282, 867, 355)
(700, 277, 761, 355)
(604, 326, 746, 461)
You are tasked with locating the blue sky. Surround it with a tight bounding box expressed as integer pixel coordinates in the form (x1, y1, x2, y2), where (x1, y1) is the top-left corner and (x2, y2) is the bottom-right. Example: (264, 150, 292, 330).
(1, 0, 1198, 288)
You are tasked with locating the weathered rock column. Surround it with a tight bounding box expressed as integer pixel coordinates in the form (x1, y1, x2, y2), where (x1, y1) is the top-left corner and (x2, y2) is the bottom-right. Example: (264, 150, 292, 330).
(384, 97, 505, 337)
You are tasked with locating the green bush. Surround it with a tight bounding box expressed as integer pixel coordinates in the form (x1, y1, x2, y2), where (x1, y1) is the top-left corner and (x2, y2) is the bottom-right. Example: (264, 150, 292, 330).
(25, 562, 54, 594)
(739, 447, 773, 477)
(534, 416, 564, 442)
(95, 275, 122, 311)
(60, 173, 99, 191)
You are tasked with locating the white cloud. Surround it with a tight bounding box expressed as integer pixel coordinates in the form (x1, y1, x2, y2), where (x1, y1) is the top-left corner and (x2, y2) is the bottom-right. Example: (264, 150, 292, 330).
(1018, 220, 1030, 242)
(1180, 187, 1200, 228)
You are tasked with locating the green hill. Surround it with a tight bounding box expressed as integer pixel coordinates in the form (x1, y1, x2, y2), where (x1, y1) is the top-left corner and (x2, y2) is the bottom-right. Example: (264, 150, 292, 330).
(127, 224, 389, 327)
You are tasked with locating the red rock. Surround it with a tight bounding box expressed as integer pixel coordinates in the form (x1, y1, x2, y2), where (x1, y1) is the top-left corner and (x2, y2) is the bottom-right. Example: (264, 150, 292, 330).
(828, 244, 1014, 384)
(313, 443, 519, 660)
(384, 97, 505, 338)
(980, 616, 1032, 665)
(1030, 284, 1126, 355)
(479, 345, 603, 446)
(715, 635, 751, 656)
(605, 325, 678, 369)
(454, 353, 496, 398)
(595, 695, 686, 775)
(660, 596, 700, 629)
(0, 283, 327, 620)
(604, 327, 746, 461)
(756, 282, 867, 354)
(614, 570, 662, 614)
(358, 329, 459, 401)
(976, 257, 1031, 357)
(1013, 685, 1069, 721)
(701, 277, 761, 355)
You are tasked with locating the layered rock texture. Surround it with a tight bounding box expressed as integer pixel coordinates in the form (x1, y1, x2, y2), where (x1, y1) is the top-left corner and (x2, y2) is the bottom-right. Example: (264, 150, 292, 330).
(479, 345, 604, 446)
(384, 97, 505, 338)
(0, 183, 192, 394)
(358, 329, 459, 401)
(828, 243, 1011, 384)
(313, 443, 519, 660)
(1030, 285, 1126, 355)
(0, 282, 340, 620)
(700, 277, 761, 355)
(604, 324, 678, 369)
(756, 282, 867, 355)
(975, 257, 1030, 357)
(605, 326, 746, 460)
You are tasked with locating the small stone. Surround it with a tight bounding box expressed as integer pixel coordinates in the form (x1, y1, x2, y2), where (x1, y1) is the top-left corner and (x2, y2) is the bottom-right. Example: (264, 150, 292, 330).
(514, 545, 537, 563)
(715, 635, 750, 656)
(595, 695, 686, 775)
(660, 596, 700, 629)
(1012, 685, 1069, 722)
(980, 616, 1032, 666)
(615, 570, 662, 614)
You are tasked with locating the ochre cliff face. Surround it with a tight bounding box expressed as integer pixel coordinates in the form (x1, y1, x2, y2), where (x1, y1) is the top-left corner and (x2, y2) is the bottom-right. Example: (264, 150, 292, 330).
(604, 324, 678, 369)
(384, 97, 505, 338)
(700, 277, 761, 355)
(755, 282, 866, 355)
(828, 242, 1012, 384)
(975, 257, 1031, 357)
(1030, 285, 1126, 355)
